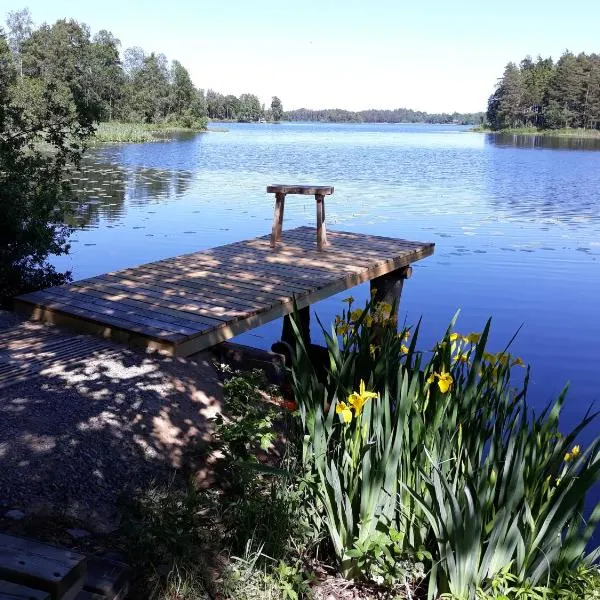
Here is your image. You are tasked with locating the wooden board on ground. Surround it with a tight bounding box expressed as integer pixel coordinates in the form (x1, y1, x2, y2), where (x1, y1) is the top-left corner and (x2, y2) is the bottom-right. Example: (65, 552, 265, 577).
(80, 557, 129, 600)
(0, 580, 50, 600)
(15, 226, 434, 357)
(0, 534, 86, 600)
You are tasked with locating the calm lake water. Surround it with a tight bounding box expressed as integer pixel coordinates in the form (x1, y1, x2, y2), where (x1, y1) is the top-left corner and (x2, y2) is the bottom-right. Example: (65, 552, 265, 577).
(55, 122, 600, 446)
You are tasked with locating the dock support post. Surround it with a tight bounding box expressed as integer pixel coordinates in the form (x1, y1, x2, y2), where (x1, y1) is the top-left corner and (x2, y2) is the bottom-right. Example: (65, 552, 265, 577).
(315, 194, 328, 250)
(370, 266, 413, 327)
(270, 192, 286, 247)
(281, 306, 311, 350)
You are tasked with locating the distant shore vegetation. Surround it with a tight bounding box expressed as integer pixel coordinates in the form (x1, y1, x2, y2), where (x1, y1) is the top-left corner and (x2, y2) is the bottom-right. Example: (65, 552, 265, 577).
(283, 107, 485, 125)
(487, 52, 600, 132)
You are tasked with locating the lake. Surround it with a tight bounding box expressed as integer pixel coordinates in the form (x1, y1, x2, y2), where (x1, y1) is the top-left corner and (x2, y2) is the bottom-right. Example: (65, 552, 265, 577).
(56, 122, 600, 446)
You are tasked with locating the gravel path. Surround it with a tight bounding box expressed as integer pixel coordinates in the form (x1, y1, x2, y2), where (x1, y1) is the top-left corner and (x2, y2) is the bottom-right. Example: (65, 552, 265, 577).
(0, 313, 222, 531)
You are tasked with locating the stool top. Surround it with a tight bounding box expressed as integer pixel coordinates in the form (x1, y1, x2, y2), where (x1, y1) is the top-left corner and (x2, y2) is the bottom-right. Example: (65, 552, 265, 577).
(267, 184, 334, 195)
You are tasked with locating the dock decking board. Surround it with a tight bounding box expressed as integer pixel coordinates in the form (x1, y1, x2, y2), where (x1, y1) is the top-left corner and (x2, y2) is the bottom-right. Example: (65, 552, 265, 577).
(15, 227, 434, 356)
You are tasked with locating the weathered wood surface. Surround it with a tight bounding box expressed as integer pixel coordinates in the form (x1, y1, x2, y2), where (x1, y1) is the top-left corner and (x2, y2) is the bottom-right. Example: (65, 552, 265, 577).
(0, 534, 86, 600)
(79, 557, 129, 600)
(0, 322, 121, 391)
(267, 185, 333, 195)
(315, 194, 328, 249)
(0, 580, 50, 600)
(16, 227, 434, 357)
(270, 192, 286, 247)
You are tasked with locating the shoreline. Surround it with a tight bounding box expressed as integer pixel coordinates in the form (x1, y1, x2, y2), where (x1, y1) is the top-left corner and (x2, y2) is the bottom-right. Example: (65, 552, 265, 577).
(472, 126, 600, 139)
(91, 122, 208, 144)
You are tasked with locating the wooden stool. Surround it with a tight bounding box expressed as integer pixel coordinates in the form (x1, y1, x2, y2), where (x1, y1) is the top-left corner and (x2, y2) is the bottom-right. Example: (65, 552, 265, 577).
(267, 184, 334, 250)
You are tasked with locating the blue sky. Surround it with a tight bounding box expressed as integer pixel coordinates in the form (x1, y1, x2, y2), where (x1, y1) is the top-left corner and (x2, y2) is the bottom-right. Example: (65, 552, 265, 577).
(4, 0, 600, 112)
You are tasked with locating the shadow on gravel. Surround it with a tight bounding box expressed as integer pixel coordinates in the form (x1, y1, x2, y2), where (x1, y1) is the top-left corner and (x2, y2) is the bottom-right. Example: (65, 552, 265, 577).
(0, 342, 222, 531)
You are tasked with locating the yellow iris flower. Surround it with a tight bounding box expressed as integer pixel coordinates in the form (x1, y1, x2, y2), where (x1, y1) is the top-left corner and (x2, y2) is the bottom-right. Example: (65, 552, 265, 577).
(336, 401, 353, 423)
(449, 332, 461, 342)
(465, 332, 481, 344)
(437, 371, 453, 393)
(350, 309, 363, 321)
(400, 344, 409, 355)
(347, 379, 378, 415)
(335, 323, 349, 335)
(426, 371, 453, 393)
(571, 445, 580, 458)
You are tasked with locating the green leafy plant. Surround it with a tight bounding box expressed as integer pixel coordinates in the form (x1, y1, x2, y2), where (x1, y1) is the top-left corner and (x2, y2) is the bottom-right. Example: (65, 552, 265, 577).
(288, 299, 600, 597)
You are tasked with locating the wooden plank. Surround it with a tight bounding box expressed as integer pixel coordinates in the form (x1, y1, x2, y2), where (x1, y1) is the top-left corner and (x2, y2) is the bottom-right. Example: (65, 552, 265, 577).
(70, 282, 249, 321)
(14, 300, 178, 355)
(200, 246, 344, 278)
(0, 580, 50, 600)
(81, 557, 130, 600)
(141, 257, 321, 291)
(54, 285, 226, 328)
(97, 265, 304, 305)
(267, 184, 333, 195)
(94, 272, 288, 308)
(25, 289, 202, 337)
(0, 533, 86, 600)
(15, 295, 185, 344)
(109, 259, 312, 296)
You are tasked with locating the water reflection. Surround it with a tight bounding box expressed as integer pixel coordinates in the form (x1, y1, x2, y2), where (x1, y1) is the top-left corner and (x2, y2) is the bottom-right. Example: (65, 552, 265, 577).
(65, 158, 193, 229)
(487, 132, 600, 151)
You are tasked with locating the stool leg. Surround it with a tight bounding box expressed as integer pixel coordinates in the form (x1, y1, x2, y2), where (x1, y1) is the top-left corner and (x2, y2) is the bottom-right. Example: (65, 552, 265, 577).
(270, 192, 286, 247)
(316, 194, 328, 250)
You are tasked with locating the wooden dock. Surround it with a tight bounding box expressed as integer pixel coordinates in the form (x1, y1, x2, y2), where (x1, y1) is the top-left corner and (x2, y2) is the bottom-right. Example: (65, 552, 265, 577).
(15, 227, 434, 357)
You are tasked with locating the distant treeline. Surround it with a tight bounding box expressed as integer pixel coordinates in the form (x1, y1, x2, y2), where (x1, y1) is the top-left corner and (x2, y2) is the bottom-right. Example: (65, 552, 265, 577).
(2, 8, 284, 129)
(284, 108, 485, 125)
(487, 52, 600, 130)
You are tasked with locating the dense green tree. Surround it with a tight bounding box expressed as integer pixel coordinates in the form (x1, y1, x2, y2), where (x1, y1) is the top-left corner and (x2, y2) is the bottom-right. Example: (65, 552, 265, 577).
(546, 52, 585, 128)
(270, 96, 283, 121)
(5, 7, 32, 77)
(237, 93, 263, 121)
(223, 94, 240, 119)
(21, 18, 101, 126)
(487, 62, 525, 129)
(90, 30, 124, 121)
(520, 56, 553, 127)
(206, 89, 225, 119)
(581, 54, 600, 129)
(487, 51, 600, 131)
(128, 52, 170, 122)
(0, 30, 91, 304)
(169, 60, 195, 116)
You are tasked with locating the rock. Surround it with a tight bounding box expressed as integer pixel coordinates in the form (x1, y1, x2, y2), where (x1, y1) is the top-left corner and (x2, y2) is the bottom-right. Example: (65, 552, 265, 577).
(67, 527, 91, 539)
(4, 509, 26, 520)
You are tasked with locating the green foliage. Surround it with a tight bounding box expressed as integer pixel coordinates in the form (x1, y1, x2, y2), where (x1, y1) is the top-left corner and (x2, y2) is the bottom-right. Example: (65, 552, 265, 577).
(271, 96, 284, 122)
(288, 299, 600, 598)
(92, 122, 157, 143)
(215, 369, 280, 462)
(0, 30, 93, 304)
(121, 367, 314, 599)
(487, 52, 600, 131)
(284, 107, 485, 124)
